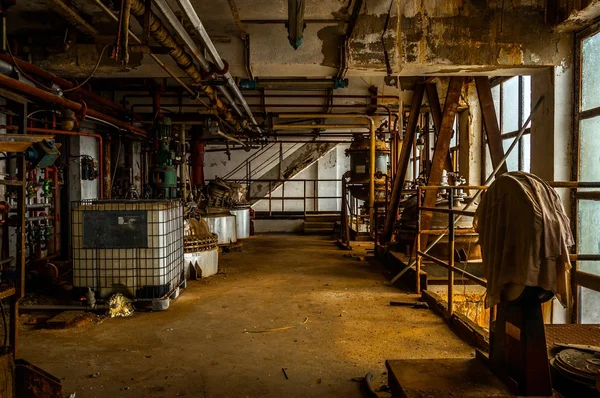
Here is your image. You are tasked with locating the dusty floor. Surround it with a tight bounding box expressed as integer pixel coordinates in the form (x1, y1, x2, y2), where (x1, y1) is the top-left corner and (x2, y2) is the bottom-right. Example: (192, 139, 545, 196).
(20, 235, 473, 397)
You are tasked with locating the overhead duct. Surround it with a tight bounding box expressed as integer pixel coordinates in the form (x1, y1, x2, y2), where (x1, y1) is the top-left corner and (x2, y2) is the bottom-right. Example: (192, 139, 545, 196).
(287, 0, 305, 49)
(174, 0, 263, 136)
(127, 0, 245, 132)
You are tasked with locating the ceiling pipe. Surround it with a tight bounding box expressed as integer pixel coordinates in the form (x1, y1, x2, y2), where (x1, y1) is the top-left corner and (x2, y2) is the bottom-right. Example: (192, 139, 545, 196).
(42, 0, 99, 37)
(152, 0, 244, 118)
(0, 54, 137, 118)
(0, 73, 146, 136)
(121, 0, 243, 131)
(287, 0, 305, 49)
(174, 0, 263, 136)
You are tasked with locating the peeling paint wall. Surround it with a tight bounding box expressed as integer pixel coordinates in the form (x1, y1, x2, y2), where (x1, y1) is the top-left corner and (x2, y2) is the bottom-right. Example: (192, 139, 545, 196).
(397, 0, 568, 75)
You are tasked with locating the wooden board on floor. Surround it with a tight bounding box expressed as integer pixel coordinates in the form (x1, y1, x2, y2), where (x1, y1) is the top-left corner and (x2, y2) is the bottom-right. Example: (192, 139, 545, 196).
(386, 358, 513, 398)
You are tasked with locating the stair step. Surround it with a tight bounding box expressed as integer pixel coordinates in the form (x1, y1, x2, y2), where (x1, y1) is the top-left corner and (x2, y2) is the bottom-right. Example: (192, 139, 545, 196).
(303, 221, 336, 228)
(304, 214, 340, 222)
(304, 228, 334, 234)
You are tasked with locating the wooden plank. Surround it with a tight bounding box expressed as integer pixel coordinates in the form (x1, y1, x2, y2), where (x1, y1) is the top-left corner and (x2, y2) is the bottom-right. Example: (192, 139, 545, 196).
(386, 358, 510, 398)
(574, 270, 600, 292)
(475, 76, 508, 176)
(381, 83, 425, 245)
(421, 77, 464, 246)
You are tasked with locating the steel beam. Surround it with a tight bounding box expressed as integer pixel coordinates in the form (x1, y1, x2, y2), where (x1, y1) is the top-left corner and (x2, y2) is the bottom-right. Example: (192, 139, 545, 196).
(475, 77, 508, 176)
(421, 77, 464, 246)
(425, 83, 453, 172)
(381, 83, 425, 245)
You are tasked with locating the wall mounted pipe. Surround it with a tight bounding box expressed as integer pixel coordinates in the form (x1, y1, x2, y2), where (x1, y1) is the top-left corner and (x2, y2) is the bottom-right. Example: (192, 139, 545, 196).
(152, 0, 244, 118)
(0, 73, 146, 137)
(0, 54, 135, 118)
(274, 113, 375, 232)
(174, 0, 263, 135)
(27, 127, 104, 198)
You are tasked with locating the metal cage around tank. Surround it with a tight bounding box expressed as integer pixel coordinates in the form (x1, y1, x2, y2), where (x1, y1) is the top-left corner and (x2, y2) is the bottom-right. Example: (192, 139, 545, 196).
(71, 199, 184, 301)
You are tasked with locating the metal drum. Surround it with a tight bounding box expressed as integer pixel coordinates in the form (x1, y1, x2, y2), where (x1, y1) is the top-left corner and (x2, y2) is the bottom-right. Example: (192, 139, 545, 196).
(203, 214, 237, 245)
(230, 206, 250, 239)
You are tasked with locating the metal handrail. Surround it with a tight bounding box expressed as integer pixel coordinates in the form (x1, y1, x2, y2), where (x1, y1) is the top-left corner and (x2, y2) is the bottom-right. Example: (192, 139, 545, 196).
(414, 181, 600, 323)
(223, 142, 275, 179)
(208, 178, 343, 217)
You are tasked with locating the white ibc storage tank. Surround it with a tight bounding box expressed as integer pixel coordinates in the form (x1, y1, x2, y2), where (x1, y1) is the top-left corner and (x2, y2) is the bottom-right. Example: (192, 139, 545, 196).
(72, 200, 184, 300)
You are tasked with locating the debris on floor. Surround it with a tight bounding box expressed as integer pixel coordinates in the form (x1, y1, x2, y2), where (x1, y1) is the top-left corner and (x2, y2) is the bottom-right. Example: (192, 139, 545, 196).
(44, 311, 95, 329)
(389, 301, 429, 309)
(107, 294, 134, 318)
(245, 317, 308, 333)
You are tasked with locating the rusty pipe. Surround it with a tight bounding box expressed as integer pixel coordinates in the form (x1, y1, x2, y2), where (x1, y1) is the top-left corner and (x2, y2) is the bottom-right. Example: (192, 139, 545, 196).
(28, 127, 104, 198)
(243, 93, 401, 101)
(0, 73, 146, 137)
(122, 0, 242, 131)
(0, 54, 136, 119)
(174, 0, 262, 134)
(275, 113, 376, 234)
(92, 0, 241, 131)
(152, 0, 244, 119)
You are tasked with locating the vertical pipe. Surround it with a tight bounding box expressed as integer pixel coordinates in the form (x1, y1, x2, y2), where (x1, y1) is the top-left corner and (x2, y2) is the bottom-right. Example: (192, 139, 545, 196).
(416, 186, 422, 294)
(303, 180, 307, 217)
(282, 181, 285, 212)
(51, 166, 59, 257)
(268, 181, 272, 216)
(104, 135, 112, 198)
(181, 123, 187, 201)
(190, 127, 205, 186)
(448, 188, 455, 318)
(368, 120, 376, 236)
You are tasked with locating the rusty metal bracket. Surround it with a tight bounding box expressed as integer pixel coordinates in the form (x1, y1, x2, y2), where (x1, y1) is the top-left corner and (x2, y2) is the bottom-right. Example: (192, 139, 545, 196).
(114, 0, 132, 65)
(75, 100, 88, 126)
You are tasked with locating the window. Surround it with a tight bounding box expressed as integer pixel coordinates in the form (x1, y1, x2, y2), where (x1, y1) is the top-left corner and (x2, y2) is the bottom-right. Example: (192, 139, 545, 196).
(575, 22, 600, 324)
(483, 76, 532, 177)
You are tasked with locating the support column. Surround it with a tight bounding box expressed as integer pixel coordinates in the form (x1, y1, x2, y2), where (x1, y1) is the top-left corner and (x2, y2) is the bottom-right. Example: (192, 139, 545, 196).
(530, 34, 574, 325)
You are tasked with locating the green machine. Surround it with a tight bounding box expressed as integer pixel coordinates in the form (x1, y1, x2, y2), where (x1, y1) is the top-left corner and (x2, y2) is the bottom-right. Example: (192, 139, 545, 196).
(149, 117, 178, 199)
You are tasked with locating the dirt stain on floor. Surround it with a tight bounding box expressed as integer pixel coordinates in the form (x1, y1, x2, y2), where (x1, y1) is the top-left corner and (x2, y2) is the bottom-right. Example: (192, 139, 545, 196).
(19, 235, 472, 397)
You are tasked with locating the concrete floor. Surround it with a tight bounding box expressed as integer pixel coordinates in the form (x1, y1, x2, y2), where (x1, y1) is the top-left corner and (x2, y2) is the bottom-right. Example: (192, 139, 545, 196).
(20, 235, 473, 397)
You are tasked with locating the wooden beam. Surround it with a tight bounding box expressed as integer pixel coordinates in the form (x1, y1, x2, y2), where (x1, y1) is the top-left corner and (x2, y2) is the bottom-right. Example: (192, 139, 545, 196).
(475, 77, 508, 176)
(421, 77, 464, 246)
(425, 83, 454, 172)
(381, 83, 425, 245)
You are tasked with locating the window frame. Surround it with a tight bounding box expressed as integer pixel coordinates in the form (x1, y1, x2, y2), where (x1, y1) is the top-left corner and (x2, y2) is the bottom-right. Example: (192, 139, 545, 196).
(573, 19, 600, 324)
(482, 76, 532, 177)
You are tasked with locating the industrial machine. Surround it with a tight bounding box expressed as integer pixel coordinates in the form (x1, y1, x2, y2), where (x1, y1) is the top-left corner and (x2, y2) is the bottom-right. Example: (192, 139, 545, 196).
(149, 117, 178, 199)
(341, 131, 391, 241)
(345, 133, 390, 205)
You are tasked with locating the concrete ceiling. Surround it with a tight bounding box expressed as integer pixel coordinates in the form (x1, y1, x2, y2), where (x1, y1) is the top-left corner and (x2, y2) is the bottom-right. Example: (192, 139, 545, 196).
(4, 0, 576, 81)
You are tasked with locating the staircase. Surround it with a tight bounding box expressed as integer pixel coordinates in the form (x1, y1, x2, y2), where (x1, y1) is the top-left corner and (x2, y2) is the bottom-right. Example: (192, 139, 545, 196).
(249, 142, 337, 205)
(303, 213, 340, 234)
